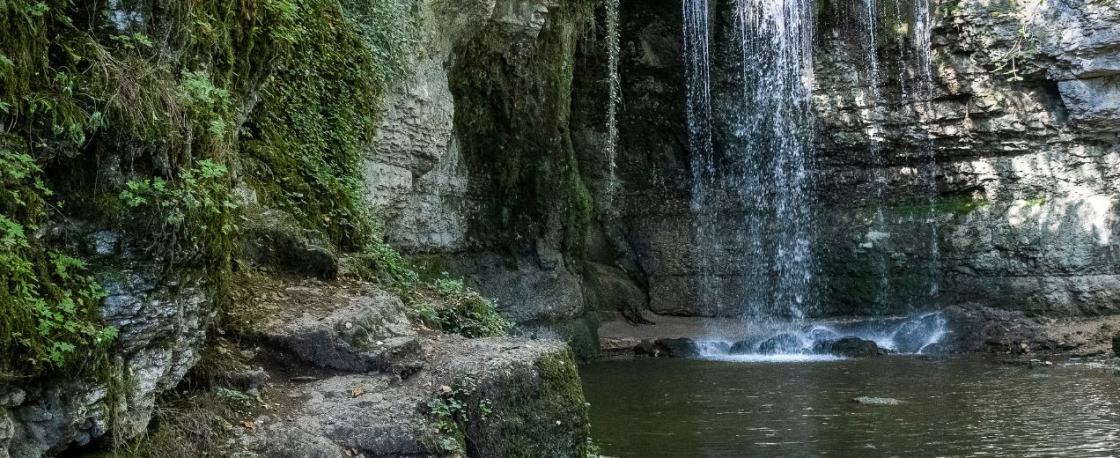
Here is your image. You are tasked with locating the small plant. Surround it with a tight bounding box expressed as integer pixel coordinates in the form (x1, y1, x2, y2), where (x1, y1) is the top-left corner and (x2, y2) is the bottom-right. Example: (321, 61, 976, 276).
(586, 437, 603, 458)
(0, 145, 117, 373)
(408, 277, 512, 338)
(426, 386, 497, 453)
(356, 239, 421, 289)
(118, 159, 238, 266)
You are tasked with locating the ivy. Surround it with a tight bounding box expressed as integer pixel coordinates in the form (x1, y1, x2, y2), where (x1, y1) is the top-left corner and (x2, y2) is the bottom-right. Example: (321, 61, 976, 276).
(0, 142, 117, 374)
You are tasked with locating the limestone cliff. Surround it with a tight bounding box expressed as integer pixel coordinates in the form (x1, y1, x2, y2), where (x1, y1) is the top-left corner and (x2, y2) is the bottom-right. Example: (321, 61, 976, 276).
(572, 0, 1120, 318)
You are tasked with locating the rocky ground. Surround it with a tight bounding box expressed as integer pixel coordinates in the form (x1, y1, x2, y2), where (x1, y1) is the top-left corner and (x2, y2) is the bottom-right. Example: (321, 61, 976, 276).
(91, 277, 592, 458)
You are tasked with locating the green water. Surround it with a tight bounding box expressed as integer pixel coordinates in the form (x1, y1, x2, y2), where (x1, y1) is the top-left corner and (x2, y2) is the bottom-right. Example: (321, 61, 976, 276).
(580, 357, 1120, 457)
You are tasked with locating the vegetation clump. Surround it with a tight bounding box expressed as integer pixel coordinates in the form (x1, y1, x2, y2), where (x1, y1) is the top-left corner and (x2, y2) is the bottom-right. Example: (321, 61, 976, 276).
(409, 277, 514, 338)
(0, 138, 116, 373)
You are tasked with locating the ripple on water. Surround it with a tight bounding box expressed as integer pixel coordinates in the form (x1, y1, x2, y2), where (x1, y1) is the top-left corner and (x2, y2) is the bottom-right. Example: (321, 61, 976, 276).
(581, 357, 1120, 458)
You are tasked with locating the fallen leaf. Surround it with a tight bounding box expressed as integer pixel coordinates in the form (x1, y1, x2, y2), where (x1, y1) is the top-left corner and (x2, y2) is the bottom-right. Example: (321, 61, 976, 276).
(352, 385, 364, 398)
(242, 421, 256, 430)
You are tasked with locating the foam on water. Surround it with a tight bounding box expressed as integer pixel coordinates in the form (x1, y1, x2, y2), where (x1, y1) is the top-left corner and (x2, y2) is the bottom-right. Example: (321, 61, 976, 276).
(697, 311, 950, 361)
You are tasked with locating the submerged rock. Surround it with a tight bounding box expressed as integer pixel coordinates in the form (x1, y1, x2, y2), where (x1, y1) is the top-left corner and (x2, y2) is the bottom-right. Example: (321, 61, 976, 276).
(854, 397, 901, 406)
(815, 338, 886, 357)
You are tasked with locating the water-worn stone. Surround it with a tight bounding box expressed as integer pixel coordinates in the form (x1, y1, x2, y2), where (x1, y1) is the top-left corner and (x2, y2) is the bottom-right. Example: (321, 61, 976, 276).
(657, 338, 700, 358)
(815, 338, 887, 358)
(729, 340, 754, 355)
(758, 334, 804, 355)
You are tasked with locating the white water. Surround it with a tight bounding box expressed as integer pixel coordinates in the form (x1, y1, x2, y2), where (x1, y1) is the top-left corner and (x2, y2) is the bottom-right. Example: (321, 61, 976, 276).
(604, 0, 621, 200)
(696, 311, 951, 361)
(685, 0, 818, 322)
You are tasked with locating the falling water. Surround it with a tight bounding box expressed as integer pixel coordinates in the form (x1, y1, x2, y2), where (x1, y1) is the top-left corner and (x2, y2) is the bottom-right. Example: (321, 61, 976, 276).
(604, 0, 621, 200)
(683, 0, 718, 317)
(914, 0, 942, 297)
(859, 0, 892, 309)
(685, 0, 817, 325)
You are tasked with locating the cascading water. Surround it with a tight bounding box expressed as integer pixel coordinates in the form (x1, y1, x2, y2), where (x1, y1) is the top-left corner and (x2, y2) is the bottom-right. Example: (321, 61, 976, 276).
(685, 0, 817, 343)
(604, 0, 621, 200)
(733, 0, 818, 322)
(914, 0, 942, 298)
(859, 0, 892, 309)
(683, 0, 718, 317)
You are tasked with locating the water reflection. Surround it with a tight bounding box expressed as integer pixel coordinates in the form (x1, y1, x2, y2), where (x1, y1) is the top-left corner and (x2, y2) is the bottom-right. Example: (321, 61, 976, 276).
(582, 358, 1120, 457)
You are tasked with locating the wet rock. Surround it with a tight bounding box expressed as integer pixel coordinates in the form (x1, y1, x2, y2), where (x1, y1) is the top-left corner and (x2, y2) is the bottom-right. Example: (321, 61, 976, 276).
(657, 338, 700, 358)
(757, 334, 804, 354)
(699, 341, 732, 355)
(728, 340, 755, 355)
(939, 306, 1060, 354)
(1111, 332, 1120, 357)
(815, 338, 886, 357)
(854, 397, 901, 406)
(599, 338, 642, 358)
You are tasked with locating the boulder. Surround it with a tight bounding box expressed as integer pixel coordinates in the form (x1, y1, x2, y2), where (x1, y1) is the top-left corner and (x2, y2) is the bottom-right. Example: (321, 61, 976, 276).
(728, 340, 755, 355)
(657, 338, 700, 358)
(815, 337, 886, 357)
(757, 334, 804, 354)
(257, 284, 424, 377)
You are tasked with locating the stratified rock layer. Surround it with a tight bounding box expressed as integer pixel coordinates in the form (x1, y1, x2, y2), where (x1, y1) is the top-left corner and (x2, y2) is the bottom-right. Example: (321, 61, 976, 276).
(568, 0, 1120, 317)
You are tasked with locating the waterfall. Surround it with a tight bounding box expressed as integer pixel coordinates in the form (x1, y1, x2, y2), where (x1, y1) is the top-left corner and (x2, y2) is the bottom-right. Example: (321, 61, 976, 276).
(914, 0, 942, 298)
(685, 0, 817, 324)
(605, 0, 621, 200)
(683, 0, 717, 316)
(859, 0, 892, 309)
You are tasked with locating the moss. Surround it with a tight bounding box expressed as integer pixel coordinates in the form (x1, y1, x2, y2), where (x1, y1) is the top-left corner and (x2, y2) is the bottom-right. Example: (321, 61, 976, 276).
(449, 0, 596, 263)
(436, 348, 591, 457)
(869, 194, 988, 220)
(490, 349, 590, 457)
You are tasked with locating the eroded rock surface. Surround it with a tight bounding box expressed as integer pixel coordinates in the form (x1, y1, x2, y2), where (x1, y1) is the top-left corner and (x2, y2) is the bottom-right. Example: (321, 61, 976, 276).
(236, 282, 590, 458)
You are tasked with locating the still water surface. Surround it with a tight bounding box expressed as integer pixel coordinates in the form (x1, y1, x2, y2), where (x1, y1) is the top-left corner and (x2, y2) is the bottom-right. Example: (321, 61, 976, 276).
(580, 357, 1120, 457)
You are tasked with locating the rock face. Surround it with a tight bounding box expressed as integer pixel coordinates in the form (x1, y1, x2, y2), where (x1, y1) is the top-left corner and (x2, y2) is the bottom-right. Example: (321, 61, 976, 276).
(366, 0, 598, 330)
(2, 231, 210, 458)
(561, 0, 1120, 318)
(812, 0, 1120, 316)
